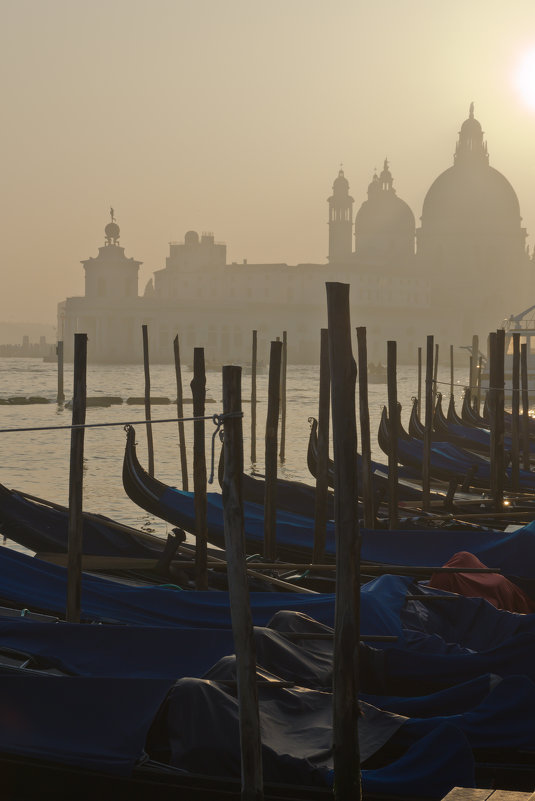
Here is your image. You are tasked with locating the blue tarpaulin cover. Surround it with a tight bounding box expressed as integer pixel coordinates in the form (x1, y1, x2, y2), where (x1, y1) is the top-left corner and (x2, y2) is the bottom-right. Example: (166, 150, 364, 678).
(0, 548, 534, 794)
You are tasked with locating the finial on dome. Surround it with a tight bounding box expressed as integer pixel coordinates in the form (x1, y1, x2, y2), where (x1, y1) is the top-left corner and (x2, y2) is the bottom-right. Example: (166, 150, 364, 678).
(379, 158, 393, 191)
(469, 102, 474, 119)
(105, 208, 120, 245)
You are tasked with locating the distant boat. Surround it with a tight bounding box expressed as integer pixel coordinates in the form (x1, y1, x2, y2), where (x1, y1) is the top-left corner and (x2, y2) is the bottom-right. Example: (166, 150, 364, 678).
(368, 362, 387, 384)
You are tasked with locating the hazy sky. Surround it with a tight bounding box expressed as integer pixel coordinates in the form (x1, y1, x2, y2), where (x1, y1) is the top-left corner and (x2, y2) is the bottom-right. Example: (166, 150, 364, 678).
(3, 0, 535, 325)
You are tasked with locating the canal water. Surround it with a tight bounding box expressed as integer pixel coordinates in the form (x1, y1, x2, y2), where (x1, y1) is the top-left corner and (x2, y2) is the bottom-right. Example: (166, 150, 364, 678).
(0, 357, 472, 551)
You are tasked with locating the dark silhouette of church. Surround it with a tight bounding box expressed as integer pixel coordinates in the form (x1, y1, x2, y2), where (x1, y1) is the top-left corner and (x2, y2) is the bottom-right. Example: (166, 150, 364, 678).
(59, 105, 533, 364)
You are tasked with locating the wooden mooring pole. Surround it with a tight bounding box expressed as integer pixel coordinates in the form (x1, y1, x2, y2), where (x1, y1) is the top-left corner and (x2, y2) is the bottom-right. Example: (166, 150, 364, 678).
(142, 324, 154, 477)
(521, 343, 530, 471)
(471, 334, 479, 396)
(495, 329, 505, 510)
(357, 327, 374, 529)
(264, 340, 282, 561)
(191, 347, 208, 590)
(387, 340, 399, 530)
(173, 335, 189, 492)
(449, 344, 454, 400)
(221, 365, 264, 801)
(422, 335, 434, 512)
(251, 330, 257, 465)
(66, 333, 87, 623)
(475, 355, 483, 414)
(511, 333, 520, 492)
(313, 328, 330, 562)
(488, 331, 505, 511)
(326, 282, 361, 801)
(417, 346, 422, 417)
(56, 340, 65, 404)
(432, 342, 439, 408)
(279, 330, 287, 462)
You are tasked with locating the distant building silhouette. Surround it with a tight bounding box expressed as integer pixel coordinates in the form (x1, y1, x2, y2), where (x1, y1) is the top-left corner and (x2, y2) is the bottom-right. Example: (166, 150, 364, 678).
(416, 103, 531, 341)
(58, 105, 533, 364)
(328, 168, 353, 263)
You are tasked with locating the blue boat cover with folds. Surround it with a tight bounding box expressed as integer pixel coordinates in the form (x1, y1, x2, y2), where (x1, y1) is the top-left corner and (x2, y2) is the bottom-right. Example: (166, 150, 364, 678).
(0, 674, 173, 774)
(393, 436, 535, 490)
(0, 548, 535, 793)
(158, 489, 535, 574)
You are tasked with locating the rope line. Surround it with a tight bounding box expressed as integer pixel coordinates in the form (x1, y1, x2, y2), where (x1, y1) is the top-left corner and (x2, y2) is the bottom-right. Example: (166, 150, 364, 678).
(0, 411, 243, 435)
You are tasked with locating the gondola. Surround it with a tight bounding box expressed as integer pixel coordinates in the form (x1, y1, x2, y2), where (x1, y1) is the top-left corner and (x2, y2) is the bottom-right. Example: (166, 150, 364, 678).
(378, 405, 535, 493)
(445, 393, 465, 427)
(217, 441, 335, 519)
(462, 386, 535, 440)
(0, 546, 535, 798)
(0, 483, 254, 589)
(122, 426, 535, 583)
(412, 394, 535, 460)
(306, 417, 449, 506)
(0, 483, 170, 560)
(123, 424, 338, 563)
(461, 388, 490, 429)
(307, 417, 498, 515)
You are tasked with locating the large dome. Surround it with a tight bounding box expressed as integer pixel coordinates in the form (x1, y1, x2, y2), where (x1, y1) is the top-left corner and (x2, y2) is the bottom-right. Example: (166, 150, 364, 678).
(420, 104, 522, 232)
(421, 163, 521, 231)
(354, 161, 415, 262)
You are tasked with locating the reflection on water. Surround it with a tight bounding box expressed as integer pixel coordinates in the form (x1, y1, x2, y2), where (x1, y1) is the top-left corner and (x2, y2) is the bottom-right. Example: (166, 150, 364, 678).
(0, 357, 472, 549)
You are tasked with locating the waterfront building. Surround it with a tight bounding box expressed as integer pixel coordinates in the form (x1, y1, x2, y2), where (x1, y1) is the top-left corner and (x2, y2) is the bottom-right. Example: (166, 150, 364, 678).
(58, 106, 532, 365)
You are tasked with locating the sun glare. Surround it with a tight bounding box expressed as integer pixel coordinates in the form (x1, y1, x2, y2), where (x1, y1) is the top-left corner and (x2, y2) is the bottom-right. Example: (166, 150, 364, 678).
(513, 48, 535, 110)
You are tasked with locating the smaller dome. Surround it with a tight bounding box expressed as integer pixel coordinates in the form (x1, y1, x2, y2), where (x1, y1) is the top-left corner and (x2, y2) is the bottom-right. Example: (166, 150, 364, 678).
(105, 221, 120, 241)
(355, 163, 415, 263)
(333, 168, 349, 189)
(184, 230, 199, 246)
(460, 115, 482, 135)
(367, 173, 380, 198)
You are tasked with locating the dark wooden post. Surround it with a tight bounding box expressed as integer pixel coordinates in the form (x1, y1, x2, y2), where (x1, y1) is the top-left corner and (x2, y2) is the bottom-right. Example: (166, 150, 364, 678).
(475, 355, 483, 414)
(488, 332, 497, 498)
(417, 346, 422, 417)
(521, 343, 530, 471)
(66, 333, 87, 623)
(511, 333, 520, 492)
(263, 341, 282, 561)
(449, 344, 454, 400)
(494, 329, 505, 509)
(313, 328, 330, 562)
(357, 327, 374, 529)
(325, 282, 361, 801)
(221, 365, 264, 801)
(469, 356, 473, 401)
(488, 331, 505, 511)
(251, 330, 257, 465)
(173, 335, 189, 492)
(422, 335, 434, 511)
(142, 324, 154, 477)
(56, 340, 65, 404)
(387, 341, 399, 530)
(432, 342, 439, 408)
(471, 334, 479, 396)
(279, 331, 287, 462)
(191, 347, 208, 590)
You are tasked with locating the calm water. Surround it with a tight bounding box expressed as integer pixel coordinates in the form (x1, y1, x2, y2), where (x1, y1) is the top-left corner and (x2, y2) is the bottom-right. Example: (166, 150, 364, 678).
(0, 357, 471, 551)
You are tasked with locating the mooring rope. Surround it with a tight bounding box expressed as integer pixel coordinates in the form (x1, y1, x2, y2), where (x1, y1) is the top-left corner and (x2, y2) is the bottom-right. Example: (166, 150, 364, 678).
(0, 411, 243, 487)
(0, 411, 242, 435)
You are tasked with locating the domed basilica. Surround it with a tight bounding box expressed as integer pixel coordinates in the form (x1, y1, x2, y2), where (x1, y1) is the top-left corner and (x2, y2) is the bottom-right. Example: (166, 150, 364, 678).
(59, 106, 533, 364)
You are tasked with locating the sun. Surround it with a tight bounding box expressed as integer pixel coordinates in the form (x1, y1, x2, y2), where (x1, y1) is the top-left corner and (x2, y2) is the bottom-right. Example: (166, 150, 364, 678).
(513, 47, 535, 110)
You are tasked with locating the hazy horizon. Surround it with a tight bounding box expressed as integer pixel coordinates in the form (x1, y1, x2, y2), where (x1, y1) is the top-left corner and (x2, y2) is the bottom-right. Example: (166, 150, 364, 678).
(3, 0, 535, 324)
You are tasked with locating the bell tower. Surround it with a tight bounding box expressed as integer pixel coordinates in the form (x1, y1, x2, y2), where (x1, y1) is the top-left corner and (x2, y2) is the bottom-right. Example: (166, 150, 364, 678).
(328, 167, 354, 263)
